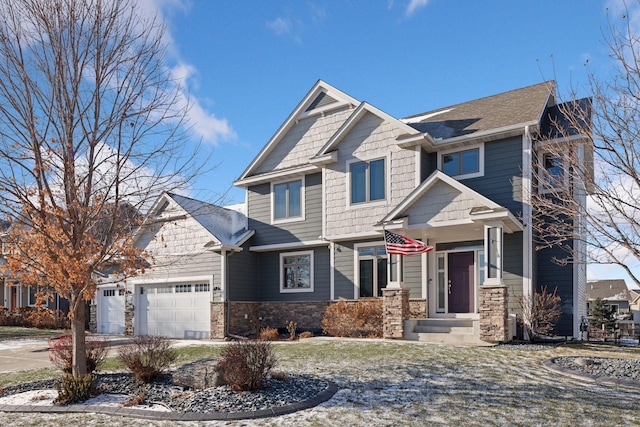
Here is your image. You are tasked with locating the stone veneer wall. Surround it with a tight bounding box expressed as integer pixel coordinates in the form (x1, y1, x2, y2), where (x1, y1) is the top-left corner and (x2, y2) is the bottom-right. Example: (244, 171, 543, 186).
(382, 288, 410, 339)
(479, 285, 510, 343)
(124, 292, 134, 336)
(408, 298, 427, 319)
(210, 302, 227, 339)
(88, 303, 97, 333)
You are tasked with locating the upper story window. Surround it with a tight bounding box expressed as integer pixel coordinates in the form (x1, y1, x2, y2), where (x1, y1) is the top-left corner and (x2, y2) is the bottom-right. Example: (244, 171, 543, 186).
(438, 144, 484, 180)
(272, 178, 303, 222)
(280, 250, 314, 293)
(538, 152, 566, 193)
(350, 158, 385, 204)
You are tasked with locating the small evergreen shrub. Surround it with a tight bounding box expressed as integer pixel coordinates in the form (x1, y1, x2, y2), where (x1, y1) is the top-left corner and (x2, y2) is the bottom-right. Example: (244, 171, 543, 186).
(322, 299, 383, 338)
(118, 335, 176, 382)
(258, 326, 279, 341)
(54, 373, 97, 405)
(218, 341, 277, 391)
(48, 335, 108, 374)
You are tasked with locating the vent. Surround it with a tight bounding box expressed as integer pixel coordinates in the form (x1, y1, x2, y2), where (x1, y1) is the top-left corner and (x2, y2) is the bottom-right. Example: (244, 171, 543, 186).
(305, 92, 338, 112)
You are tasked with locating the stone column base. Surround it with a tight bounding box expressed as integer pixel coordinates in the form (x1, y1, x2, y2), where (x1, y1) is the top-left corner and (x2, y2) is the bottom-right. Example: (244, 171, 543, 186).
(479, 285, 510, 343)
(382, 288, 410, 339)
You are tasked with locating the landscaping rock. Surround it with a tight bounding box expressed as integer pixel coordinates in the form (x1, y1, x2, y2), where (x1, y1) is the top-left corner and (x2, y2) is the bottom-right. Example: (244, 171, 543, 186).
(172, 358, 224, 390)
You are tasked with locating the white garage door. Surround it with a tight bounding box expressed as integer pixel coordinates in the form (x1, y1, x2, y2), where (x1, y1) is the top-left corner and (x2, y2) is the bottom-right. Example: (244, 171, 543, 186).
(97, 287, 126, 334)
(137, 283, 211, 339)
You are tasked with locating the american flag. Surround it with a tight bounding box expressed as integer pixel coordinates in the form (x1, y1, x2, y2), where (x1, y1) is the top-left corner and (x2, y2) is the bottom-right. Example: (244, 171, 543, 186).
(384, 230, 433, 256)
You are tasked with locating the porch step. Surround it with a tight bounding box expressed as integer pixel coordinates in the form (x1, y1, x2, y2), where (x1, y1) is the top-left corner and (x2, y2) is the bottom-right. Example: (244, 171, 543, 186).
(404, 319, 486, 345)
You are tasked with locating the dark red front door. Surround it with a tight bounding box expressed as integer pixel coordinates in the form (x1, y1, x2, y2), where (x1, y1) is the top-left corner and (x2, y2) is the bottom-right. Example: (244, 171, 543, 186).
(448, 251, 474, 313)
(10, 286, 17, 309)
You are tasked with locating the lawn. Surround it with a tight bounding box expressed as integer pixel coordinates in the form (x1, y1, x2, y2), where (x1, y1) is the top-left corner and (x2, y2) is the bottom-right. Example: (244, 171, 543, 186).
(1, 339, 639, 426)
(0, 326, 69, 340)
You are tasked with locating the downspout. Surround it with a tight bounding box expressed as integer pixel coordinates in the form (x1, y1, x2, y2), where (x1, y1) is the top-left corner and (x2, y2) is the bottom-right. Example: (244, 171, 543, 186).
(522, 125, 534, 338)
(221, 249, 229, 337)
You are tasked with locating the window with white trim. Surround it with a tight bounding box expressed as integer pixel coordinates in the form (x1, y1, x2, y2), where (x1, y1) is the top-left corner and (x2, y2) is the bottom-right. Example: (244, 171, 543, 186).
(272, 179, 303, 221)
(438, 144, 484, 179)
(280, 251, 313, 293)
(538, 151, 567, 193)
(28, 286, 49, 307)
(350, 158, 385, 204)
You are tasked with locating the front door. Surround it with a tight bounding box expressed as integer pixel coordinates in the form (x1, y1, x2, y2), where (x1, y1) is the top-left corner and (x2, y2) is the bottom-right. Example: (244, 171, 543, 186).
(448, 251, 474, 313)
(10, 286, 17, 310)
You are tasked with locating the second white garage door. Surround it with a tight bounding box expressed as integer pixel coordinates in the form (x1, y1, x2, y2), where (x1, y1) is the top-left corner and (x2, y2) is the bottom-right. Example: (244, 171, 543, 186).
(137, 282, 211, 339)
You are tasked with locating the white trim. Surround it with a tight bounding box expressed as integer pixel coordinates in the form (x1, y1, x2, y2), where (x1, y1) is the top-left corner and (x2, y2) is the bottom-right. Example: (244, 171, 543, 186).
(250, 240, 329, 252)
(324, 231, 382, 242)
(220, 250, 227, 302)
(537, 150, 569, 194)
(437, 143, 485, 180)
(421, 251, 428, 300)
(27, 285, 48, 308)
(132, 275, 214, 286)
(414, 145, 422, 187)
(330, 242, 335, 300)
(522, 127, 533, 307)
(270, 176, 306, 224)
(345, 155, 389, 209)
(279, 250, 314, 293)
(235, 164, 318, 188)
(353, 241, 386, 299)
(321, 168, 327, 238)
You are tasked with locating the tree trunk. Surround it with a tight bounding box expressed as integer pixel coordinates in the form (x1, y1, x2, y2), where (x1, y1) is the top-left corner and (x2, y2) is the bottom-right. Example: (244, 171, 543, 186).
(71, 300, 87, 377)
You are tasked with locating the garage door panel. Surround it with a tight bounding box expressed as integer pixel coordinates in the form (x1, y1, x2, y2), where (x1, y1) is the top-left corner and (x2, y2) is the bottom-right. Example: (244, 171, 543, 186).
(137, 283, 210, 339)
(98, 288, 125, 334)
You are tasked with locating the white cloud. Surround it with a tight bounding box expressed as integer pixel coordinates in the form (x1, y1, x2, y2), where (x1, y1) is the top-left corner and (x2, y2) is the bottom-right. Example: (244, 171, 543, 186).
(405, 0, 430, 17)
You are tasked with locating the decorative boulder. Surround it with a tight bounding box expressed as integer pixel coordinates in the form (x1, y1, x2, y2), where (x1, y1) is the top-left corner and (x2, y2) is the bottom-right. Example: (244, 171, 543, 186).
(172, 358, 225, 390)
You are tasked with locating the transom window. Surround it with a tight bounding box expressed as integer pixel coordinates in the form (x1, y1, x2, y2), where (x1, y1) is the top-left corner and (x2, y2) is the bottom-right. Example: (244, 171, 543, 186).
(280, 251, 314, 293)
(357, 245, 387, 298)
(273, 179, 303, 221)
(194, 283, 210, 292)
(350, 158, 385, 204)
(175, 284, 192, 293)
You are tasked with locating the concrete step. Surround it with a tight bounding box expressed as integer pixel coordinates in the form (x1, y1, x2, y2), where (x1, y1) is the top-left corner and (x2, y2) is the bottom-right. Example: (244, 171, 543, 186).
(404, 318, 485, 345)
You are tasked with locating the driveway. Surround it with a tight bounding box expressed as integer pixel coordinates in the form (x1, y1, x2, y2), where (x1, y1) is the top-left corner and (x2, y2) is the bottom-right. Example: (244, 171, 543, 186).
(0, 339, 53, 373)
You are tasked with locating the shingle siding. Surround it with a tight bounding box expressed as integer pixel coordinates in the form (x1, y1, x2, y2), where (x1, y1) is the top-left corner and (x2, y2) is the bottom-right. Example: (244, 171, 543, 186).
(248, 172, 323, 246)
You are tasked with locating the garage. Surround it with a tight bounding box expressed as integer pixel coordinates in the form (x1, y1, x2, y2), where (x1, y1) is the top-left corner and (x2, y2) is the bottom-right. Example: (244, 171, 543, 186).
(96, 287, 126, 334)
(136, 282, 211, 339)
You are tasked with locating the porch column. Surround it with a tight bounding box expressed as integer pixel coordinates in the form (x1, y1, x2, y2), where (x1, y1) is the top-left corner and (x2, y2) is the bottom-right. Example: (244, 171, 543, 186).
(382, 287, 410, 339)
(484, 224, 504, 286)
(479, 285, 510, 342)
(386, 254, 403, 289)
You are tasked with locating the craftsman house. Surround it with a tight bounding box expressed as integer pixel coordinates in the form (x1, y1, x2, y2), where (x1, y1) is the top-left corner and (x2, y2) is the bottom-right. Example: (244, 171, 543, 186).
(94, 80, 590, 343)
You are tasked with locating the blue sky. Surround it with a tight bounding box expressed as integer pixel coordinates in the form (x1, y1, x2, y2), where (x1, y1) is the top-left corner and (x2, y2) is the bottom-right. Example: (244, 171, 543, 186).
(148, 0, 635, 285)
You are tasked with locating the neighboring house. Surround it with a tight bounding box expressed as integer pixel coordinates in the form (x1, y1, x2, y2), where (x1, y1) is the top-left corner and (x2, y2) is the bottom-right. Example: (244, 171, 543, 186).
(0, 231, 71, 314)
(586, 279, 631, 318)
(95, 80, 590, 343)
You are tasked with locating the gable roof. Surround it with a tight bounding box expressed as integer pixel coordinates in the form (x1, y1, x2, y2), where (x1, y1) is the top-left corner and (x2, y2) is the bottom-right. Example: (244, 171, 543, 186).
(587, 279, 630, 302)
(236, 80, 359, 182)
(136, 192, 251, 249)
(380, 170, 522, 233)
(401, 81, 555, 140)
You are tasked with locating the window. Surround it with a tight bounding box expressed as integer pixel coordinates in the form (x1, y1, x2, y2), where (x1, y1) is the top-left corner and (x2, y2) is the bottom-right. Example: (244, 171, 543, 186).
(539, 152, 566, 192)
(28, 286, 49, 307)
(194, 283, 210, 292)
(273, 179, 303, 221)
(175, 284, 192, 293)
(350, 158, 385, 204)
(357, 245, 387, 298)
(438, 144, 484, 179)
(280, 251, 313, 293)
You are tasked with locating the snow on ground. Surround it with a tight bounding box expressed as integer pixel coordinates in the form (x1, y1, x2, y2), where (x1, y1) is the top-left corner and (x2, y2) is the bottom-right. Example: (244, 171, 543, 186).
(1, 340, 639, 426)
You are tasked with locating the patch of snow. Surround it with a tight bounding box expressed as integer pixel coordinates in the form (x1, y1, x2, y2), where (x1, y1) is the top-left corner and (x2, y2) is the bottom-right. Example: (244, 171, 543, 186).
(0, 390, 170, 412)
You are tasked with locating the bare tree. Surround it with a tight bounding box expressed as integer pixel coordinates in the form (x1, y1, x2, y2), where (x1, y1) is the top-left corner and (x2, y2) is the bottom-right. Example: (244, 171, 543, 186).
(0, 0, 203, 376)
(531, 3, 640, 287)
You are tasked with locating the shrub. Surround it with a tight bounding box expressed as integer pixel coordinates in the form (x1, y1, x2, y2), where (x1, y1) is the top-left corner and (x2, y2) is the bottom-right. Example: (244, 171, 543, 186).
(299, 331, 313, 339)
(48, 335, 108, 374)
(322, 299, 383, 338)
(218, 341, 277, 391)
(518, 286, 562, 341)
(54, 373, 97, 405)
(589, 297, 616, 330)
(258, 326, 279, 341)
(118, 335, 176, 382)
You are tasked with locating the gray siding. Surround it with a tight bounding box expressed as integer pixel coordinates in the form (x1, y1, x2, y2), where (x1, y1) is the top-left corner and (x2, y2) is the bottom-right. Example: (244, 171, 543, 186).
(248, 173, 323, 246)
(403, 254, 423, 299)
(503, 232, 524, 315)
(258, 247, 330, 302)
(462, 136, 523, 215)
(228, 240, 260, 301)
(535, 243, 574, 336)
(334, 241, 356, 299)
